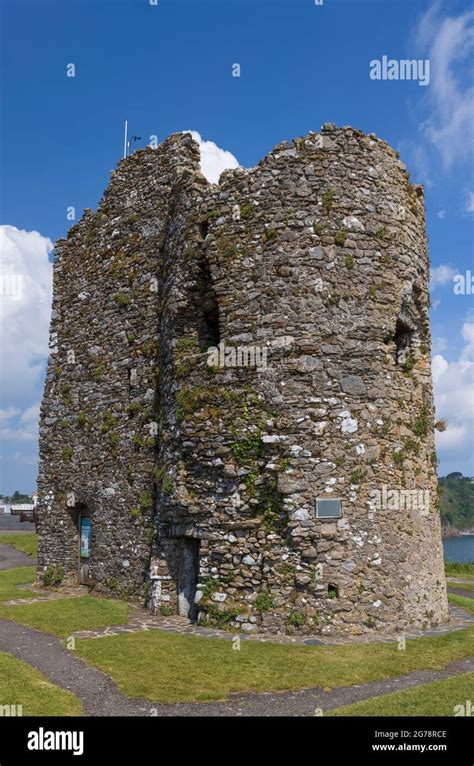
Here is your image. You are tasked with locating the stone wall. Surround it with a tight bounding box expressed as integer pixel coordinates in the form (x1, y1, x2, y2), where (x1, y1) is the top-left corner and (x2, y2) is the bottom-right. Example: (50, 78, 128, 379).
(38, 124, 449, 635)
(37, 133, 201, 597)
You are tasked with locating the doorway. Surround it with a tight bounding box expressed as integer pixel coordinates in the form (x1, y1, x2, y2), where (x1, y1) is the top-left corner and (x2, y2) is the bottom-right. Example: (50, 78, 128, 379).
(78, 510, 91, 584)
(177, 538, 200, 621)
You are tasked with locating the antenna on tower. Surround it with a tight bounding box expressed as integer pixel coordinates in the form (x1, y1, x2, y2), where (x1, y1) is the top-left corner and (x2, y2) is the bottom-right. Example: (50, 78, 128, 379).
(128, 135, 141, 152)
(123, 122, 141, 158)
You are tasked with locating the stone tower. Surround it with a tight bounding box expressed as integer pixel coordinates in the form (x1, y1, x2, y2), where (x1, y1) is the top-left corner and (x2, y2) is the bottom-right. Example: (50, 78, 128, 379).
(37, 125, 449, 636)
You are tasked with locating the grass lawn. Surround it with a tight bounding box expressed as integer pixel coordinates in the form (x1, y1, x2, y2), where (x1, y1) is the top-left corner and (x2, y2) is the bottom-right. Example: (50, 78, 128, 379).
(445, 561, 474, 580)
(74, 625, 474, 704)
(328, 672, 474, 716)
(0, 567, 38, 601)
(448, 593, 474, 614)
(0, 595, 130, 638)
(0, 567, 130, 636)
(0, 532, 37, 558)
(0, 651, 82, 716)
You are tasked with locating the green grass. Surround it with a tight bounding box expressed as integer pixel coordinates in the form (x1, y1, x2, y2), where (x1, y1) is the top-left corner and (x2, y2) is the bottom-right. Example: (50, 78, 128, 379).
(0, 532, 37, 557)
(448, 593, 474, 614)
(328, 672, 474, 717)
(0, 651, 82, 716)
(445, 561, 474, 580)
(0, 566, 38, 601)
(75, 625, 474, 704)
(0, 595, 130, 638)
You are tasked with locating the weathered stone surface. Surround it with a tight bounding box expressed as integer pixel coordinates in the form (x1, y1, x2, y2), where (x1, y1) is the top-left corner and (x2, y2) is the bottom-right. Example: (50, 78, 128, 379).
(37, 126, 448, 637)
(340, 375, 367, 395)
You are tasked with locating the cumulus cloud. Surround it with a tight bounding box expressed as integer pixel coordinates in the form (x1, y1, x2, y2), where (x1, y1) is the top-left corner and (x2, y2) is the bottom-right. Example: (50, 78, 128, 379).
(430, 264, 456, 289)
(432, 336, 448, 354)
(433, 322, 474, 473)
(0, 226, 53, 398)
(0, 226, 53, 454)
(0, 403, 40, 442)
(461, 321, 474, 360)
(183, 130, 240, 184)
(415, 2, 474, 168)
(466, 191, 474, 213)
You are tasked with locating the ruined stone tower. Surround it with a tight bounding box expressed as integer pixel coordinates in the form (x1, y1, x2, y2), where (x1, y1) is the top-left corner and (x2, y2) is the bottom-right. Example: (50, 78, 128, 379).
(37, 124, 449, 636)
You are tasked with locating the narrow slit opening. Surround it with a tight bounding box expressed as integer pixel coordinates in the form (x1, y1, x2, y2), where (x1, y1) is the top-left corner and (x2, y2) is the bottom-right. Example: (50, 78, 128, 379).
(395, 318, 414, 366)
(196, 258, 220, 350)
(328, 584, 339, 599)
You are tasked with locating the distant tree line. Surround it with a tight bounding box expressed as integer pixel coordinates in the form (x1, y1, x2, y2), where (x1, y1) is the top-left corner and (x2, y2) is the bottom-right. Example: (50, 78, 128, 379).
(439, 473, 474, 532)
(0, 491, 34, 504)
(1, 478, 472, 532)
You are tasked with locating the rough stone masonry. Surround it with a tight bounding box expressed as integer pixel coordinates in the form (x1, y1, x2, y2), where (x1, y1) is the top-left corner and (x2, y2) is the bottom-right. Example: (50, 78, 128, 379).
(37, 124, 449, 636)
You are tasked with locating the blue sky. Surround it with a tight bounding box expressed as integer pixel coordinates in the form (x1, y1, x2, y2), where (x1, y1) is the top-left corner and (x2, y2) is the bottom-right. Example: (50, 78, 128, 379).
(1, 0, 473, 493)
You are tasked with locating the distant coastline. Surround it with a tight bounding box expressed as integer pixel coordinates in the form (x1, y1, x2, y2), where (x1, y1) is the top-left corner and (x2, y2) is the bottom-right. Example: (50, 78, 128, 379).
(439, 473, 473, 539)
(442, 526, 474, 539)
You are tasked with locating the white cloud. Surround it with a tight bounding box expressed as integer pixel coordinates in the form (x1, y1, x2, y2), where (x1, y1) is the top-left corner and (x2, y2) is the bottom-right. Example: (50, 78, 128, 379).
(461, 321, 474, 360)
(0, 226, 52, 459)
(0, 407, 21, 425)
(430, 264, 456, 289)
(398, 139, 432, 187)
(416, 3, 474, 168)
(433, 322, 474, 472)
(183, 130, 240, 184)
(432, 336, 448, 354)
(437, 209, 446, 219)
(466, 191, 474, 213)
(13, 452, 37, 466)
(0, 226, 53, 402)
(0, 403, 40, 442)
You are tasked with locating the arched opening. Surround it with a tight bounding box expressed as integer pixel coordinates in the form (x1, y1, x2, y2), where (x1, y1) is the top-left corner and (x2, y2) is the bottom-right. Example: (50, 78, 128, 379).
(394, 316, 414, 366)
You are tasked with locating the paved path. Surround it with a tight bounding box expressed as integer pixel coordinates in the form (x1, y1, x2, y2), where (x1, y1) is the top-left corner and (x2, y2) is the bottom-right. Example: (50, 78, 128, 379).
(0, 619, 151, 716)
(0, 518, 36, 531)
(0, 617, 472, 716)
(2, 538, 473, 646)
(447, 586, 474, 600)
(0, 538, 473, 716)
(69, 603, 474, 645)
(0, 542, 35, 570)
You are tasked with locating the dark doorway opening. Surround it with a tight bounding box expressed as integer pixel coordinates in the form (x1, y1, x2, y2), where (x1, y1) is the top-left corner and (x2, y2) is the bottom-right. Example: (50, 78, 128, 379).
(78, 508, 91, 584)
(177, 537, 200, 621)
(394, 317, 414, 366)
(196, 257, 220, 351)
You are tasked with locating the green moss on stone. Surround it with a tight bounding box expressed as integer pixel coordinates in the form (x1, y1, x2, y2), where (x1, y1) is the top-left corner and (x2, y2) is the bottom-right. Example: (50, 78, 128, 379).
(240, 203, 255, 220)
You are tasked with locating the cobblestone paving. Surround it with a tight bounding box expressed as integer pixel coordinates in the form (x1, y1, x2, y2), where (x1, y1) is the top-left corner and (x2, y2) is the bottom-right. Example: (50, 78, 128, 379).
(0, 539, 473, 716)
(70, 603, 474, 645)
(2, 540, 472, 646)
(4, 585, 87, 606)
